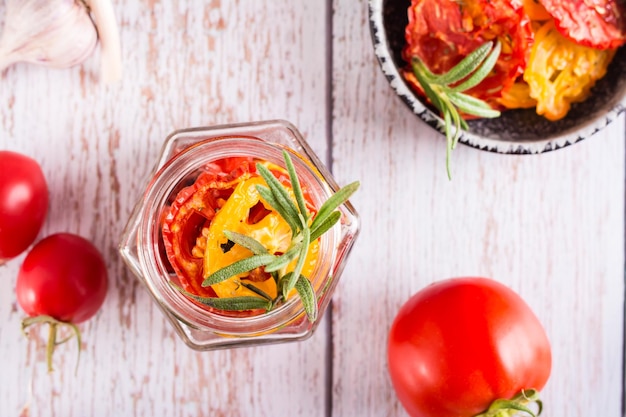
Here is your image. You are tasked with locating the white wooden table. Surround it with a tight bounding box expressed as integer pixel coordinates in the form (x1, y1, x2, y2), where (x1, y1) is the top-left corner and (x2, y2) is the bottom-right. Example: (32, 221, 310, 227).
(1, 1, 624, 416)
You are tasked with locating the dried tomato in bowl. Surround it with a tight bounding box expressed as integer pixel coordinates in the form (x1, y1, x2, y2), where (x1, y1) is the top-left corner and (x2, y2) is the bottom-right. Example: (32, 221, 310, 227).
(538, 0, 626, 50)
(402, 0, 533, 103)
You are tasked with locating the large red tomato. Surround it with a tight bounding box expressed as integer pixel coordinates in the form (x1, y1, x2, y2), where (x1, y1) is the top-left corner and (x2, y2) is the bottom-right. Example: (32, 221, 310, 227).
(387, 277, 551, 417)
(0, 150, 48, 261)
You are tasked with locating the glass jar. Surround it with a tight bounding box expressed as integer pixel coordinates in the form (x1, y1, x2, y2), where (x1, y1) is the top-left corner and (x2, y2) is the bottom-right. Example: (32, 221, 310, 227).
(119, 120, 360, 350)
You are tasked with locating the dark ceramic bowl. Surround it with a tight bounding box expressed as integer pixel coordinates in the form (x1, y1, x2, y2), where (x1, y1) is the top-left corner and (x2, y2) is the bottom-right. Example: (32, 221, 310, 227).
(369, 0, 626, 154)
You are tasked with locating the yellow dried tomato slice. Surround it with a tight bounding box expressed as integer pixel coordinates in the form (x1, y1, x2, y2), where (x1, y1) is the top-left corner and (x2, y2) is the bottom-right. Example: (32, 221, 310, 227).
(523, 20, 616, 121)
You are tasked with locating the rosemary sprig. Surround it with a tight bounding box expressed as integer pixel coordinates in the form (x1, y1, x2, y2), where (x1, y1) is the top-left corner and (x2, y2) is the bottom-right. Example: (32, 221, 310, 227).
(183, 150, 359, 322)
(411, 40, 502, 179)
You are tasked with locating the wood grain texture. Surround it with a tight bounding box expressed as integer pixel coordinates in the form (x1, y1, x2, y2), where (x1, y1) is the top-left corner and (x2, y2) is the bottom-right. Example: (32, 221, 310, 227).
(0, 1, 330, 416)
(331, 1, 625, 416)
(1, 0, 625, 416)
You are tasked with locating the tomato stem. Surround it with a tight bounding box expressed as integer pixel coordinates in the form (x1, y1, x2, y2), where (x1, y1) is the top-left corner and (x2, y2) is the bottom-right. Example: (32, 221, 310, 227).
(474, 389, 543, 417)
(22, 315, 82, 374)
(46, 322, 57, 373)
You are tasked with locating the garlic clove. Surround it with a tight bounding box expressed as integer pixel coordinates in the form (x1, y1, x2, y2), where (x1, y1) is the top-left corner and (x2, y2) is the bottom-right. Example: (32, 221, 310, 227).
(85, 0, 123, 83)
(0, 0, 98, 72)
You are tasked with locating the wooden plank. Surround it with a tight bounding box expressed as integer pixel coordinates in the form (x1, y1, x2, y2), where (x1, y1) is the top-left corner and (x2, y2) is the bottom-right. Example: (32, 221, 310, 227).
(331, 1, 625, 416)
(0, 1, 330, 416)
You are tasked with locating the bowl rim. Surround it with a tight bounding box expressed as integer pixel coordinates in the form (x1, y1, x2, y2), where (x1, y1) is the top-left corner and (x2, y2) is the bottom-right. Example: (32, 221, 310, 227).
(368, 0, 626, 155)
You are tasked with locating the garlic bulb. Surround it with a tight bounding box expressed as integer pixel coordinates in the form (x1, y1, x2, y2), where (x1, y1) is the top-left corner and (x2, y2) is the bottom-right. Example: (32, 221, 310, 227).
(0, 0, 98, 72)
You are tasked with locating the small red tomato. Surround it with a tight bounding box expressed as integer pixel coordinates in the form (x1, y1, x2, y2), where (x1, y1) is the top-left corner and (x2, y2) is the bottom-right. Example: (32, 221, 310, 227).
(17, 233, 108, 323)
(0, 150, 48, 261)
(387, 277, 551, 417)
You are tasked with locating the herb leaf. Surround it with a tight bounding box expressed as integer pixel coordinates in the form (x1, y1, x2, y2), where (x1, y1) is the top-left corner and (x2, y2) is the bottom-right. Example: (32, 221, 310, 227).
(310, 210, 341, 241)
(239, 282, 274, 301)
(432, 41, 493, 86)
(447, 92, 500, 118)
(256, 185, 301, 235)
(256, 162, 303, 232)
(410, 40, 502, 179)
(202, 254, 276, 286)
(223, 230, 269, 255)
(283, 149, 309, 222)
(283, 225, 310, 298)
(264, 245, 302, 272)
(310, 181, 360, 232)
(294, 274, 318, 322)
(450, 41, 501, 93)
(172, 283, 272, 311)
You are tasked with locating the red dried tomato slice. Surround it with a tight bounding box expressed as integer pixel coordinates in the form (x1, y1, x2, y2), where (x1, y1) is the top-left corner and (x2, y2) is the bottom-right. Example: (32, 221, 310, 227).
(539, 0, 626, 49)
(161, 157, 257, 297)
(403, 0, 533, 103)
(203, 156, 253, 179)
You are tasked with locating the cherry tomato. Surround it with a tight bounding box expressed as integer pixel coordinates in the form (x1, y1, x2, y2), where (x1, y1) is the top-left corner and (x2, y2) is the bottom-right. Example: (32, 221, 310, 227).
(403, 0, 534, 103)
(539, 0, 626, 49)
(0, 150, 48, 261)
(387, 277, 551, 417)
(17, 233, 108, 323)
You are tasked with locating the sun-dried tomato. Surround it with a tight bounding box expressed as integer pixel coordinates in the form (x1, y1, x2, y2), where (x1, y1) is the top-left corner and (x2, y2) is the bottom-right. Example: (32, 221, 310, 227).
(161, 166, 251, 298)
(539, 0, 626, 49)
(403, 0, 534, 104)
(524, 20, 616, 120)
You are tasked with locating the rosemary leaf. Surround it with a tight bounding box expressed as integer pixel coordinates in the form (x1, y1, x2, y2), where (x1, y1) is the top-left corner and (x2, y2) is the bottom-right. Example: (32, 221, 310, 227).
(174, 283, 272, 311)
(205, 296, 270, 311)
(239, 282, 274, 301)
(223, 230, 269, 255)
(443, 106, 454, 145)
(310, 181, 360, 232)
(256, 163, 303, 230)
(443, 108, 454, 179)
(444, 95, 463, 149)
(294, 274, 318, 322)
(411, 58, 439, 83)
(412, 59, 447, 113)
(434, 41, 493, 85)
(264, 245, 302, 272)
(283, 226, 310, 299)
(202, 254, 276, 286)
(310, 210, 341, 241)
(256, 185, 301, 234)
(448, 92, 501, 118)
(283, 150, 309, 221)
(450, 41, 501, 93)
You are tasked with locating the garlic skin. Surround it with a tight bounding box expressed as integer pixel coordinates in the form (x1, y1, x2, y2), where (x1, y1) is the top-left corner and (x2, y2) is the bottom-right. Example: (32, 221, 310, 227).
(0, 0, 98, 72)
(85, 0, 122, 83)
